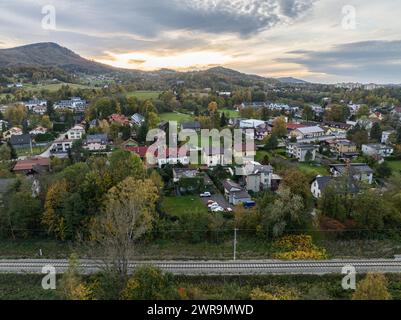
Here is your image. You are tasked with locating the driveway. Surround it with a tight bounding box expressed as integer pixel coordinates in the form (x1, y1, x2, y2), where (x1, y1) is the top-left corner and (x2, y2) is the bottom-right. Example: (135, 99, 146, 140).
(200, 192, 232, 210)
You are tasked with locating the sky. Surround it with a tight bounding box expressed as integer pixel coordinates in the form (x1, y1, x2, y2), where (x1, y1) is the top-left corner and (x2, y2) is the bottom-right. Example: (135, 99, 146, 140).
(1, 0, 401, 84)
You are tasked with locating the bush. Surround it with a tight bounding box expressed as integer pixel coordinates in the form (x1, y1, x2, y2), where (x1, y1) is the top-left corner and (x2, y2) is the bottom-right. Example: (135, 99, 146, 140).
(272, 235, 328, 260)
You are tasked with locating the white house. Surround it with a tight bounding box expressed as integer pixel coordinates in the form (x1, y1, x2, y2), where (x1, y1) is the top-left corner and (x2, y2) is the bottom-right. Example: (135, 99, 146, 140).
(329, 164, 374, 184)
(83, 134, 109, 151)
(311, 176, 333, 198)
(29, 126, 48, 136)
(362, 144, 394, 158)
(25, 99, 47, 110)
(131, 113, 145, 126)
(66, 124, 86, 140)
(202, 146, 226, 167)
(51, 139, 73, 153)
(32, 105, 47, 115)
(287, 143, 317, 162)
(239, 119, 266, 129)
(382, 130, 395, 144)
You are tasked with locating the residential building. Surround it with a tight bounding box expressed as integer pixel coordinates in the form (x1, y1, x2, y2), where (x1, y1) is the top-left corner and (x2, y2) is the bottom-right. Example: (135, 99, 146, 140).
(51, 139, 73, 154)
(291, 126, 325, 140)
(222, 179, 252, 205)
(24, 99, 47, 110)
(155, 147, 190, 168)
(66, 124, 85, 140)
(202, 146, 226, 167)
(329, 163, 374, 184)
(382, 130, 395, 144)
(32, 105, 47, 115)
(362, 144, 394, 158)
(131, 113, 145, 126)
(237, 162, 281, 192)
(83, 134, 109, 151)
(12, 157, 50, 175)
(287, 143, 317, 162)
(29, 126, 48, 136)
(3, 127, 23, 139)
(54, 97, 87, 111)
(239, 119, 266, 129)
(172, 168, 200, 183)
(311, 176, 333, 198)
(109, 114, 130, 126)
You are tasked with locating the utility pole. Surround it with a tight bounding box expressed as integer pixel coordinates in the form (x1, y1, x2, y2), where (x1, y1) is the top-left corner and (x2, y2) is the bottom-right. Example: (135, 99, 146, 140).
(233, 228, 238, 261)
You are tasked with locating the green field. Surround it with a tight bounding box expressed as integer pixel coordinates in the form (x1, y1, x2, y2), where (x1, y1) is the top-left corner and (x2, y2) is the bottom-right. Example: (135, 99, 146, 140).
(25, 82, 94, 92)
(387, 160, 401, 176)
(298, 163, 329, 176)
(16, 145, 48, 157)
(159, 112, 194, 123)
(219, 108, 239, 118)
(161, 195, 207, 218)
(126, 90, 161, 100)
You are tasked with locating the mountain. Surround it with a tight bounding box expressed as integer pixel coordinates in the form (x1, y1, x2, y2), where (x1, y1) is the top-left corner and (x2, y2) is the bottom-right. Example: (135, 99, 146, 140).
(0, 42, 117, 74)
(277, 77, 308, 84)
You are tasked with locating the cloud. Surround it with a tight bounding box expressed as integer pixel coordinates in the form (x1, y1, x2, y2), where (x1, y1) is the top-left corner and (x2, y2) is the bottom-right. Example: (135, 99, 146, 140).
(278, 40, 401, 83)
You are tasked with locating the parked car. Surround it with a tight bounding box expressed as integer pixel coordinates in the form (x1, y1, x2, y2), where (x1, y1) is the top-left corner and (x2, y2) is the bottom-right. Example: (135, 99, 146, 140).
(243, 201, 256, 209)
(200, 192, 212, 197)
(207, 202, 219, 208)
(207, 200, 215, 205)
(209, 204, 221, 211)
(225, 208, 233, 213)
(211, 206, 224, 212)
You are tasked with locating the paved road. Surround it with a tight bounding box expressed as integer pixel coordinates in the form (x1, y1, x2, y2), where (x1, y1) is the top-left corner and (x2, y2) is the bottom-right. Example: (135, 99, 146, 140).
(2, 259, 401, 275)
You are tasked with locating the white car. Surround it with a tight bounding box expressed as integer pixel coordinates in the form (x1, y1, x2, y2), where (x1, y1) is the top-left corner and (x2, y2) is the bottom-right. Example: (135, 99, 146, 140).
(209, 204, 221, 211)
(211, 206, 224, 212)
(207, 202, 219, 208)
(200, 192, 212, 197)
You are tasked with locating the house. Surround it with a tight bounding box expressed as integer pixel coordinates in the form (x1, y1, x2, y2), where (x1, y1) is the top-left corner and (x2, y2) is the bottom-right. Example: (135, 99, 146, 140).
(12, 157, 50, 175)
(109, 114, 130, 126)
(223, 179, 252, 205)
(66, 124, 86, 140)
(54, 97, 87, 111)
(311, 176, 333, 198)
(51, 139, 73, 154)
(126, 146, 149, 158)
(321, 121, 352, 134)
(286, 123, 307, 133)
(254, 123, 271, 141)
(155, 147, 190, 168)
(237, 162, 281, 192)
(362, 144, 394, 159)
(172, 168, 200, 183)
(3, 127, 23, 139)
(369, 112, 384, 121)
(239, 119, 266, 129)
(24, 99, 47, 110)
(181, 121, 201, 132)
(32, 105, 47, 115)
(202, 146, 226, 167)
(83, 134, 109, 151)
(29, 126, 48, 136)
(10, 134, 32, 149)
(131, 113, 145, 126)
(291, 126, 325, 140)
(382, 130, 395, 144)
(329, 163, 374, 184)
(233, 143, 256, 162)
(332, 139, 359, 159)
(287, 143, 317, 162)
(311, 175, 359, 198)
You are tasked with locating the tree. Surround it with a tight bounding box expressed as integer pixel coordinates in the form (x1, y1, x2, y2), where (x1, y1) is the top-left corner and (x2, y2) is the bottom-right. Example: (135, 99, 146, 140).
(376, 161, 392, 179)
(4, 104, 27, 125)
(89, 177, 159, 285)
(302, 105, 314, 121)
(272, 117, 287, 138)
(356, 105, 370, 118)
(352, 273, 392, 300)
(121, 266, 177, 300)
(281, 168, 312, 207)
(109, 149, 145, 185)
(370, 122, 382, 142)
(58, 254, 92, 300)
(0, 143, 11, 161)
(208, 101, 218, 113)
(264, 134, 278, 151)
(220, 112, 228, 127)
(146, 111, 160, 129)
(250, 287, 299, 300)
(325, 104, 349, 122)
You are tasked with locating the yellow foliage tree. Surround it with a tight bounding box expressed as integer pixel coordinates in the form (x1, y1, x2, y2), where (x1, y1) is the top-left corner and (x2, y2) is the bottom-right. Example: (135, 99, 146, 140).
(250, 287, 299, 300)
(352, 273, 392, 300)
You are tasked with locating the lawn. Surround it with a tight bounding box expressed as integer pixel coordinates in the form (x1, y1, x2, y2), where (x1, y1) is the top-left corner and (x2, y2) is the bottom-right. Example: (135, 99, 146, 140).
(161, 195, 207, 218)
(159, 112, 194, 123)
(219, 108, 239, 118)
(298, 163, 329, 176)
(25, 82, 94, 92)
(126, 90, 161, 100)
(16, 145, 48, 157)
(387, 160, 401, 176)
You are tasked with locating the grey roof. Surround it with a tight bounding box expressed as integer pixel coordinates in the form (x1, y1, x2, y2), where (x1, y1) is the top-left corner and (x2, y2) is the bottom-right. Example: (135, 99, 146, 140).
(232, 190, 252, 199)
(223, 179, 242, 192)
(85, 134, 108, 143)
(10, 134, 31, 146)
(296, 126, 325, 134)
(330, 163, 374, 174)
(314, 176, 333, 191)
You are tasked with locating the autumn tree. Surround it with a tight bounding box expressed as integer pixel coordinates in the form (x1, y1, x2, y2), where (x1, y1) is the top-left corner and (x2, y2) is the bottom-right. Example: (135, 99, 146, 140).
(208, 101, 218, 113)
(370, 122, 382, 142)
(352, 273, 392, 300)
(4, 104, 27, 125)
(89, 177, 159, 285)
(272, 116, 287, 138)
